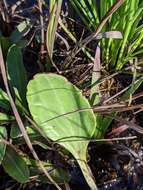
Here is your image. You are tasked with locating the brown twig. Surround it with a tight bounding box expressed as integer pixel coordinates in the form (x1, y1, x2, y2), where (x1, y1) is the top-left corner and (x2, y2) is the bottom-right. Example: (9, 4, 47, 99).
(95, 103, 143, 113)
(37, 0, 45, 65)
(90, 43, 101, 104)
(11, 0, 25, 15)
(107, 116, 143, 137)
(38, 102, 143, 125)
(0, 139, 19, 152)
(1, 0, 9, 23)
(54, 136, 137, 143)
(103, 85, 130, 104)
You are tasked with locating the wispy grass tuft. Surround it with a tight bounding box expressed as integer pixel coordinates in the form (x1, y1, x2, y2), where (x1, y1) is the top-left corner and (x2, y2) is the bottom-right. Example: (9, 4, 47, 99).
(70, 0, 143, 70)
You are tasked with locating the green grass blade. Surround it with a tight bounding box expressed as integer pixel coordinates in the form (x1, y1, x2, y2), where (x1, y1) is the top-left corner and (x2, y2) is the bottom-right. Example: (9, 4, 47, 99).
(46, 0, 63, 58)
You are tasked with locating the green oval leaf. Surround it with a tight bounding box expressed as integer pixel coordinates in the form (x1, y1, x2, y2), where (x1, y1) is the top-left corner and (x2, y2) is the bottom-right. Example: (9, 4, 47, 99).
(2, 146, 30, 183)
(0, 127, 7, 164)
(0, 88, 11, 111)
(27, 74, 96, 159)
(23, 155, 70, 184)
(31, 165, 70, 184)
(0, 112, 14, 122)
(27, 74, 97, 189)
(0, 37, 11, 58)
(6, 44, 27, 106)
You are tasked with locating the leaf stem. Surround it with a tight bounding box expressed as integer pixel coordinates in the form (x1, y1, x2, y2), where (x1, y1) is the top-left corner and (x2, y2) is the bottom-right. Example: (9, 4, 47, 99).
(78, 160, 98, 190)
